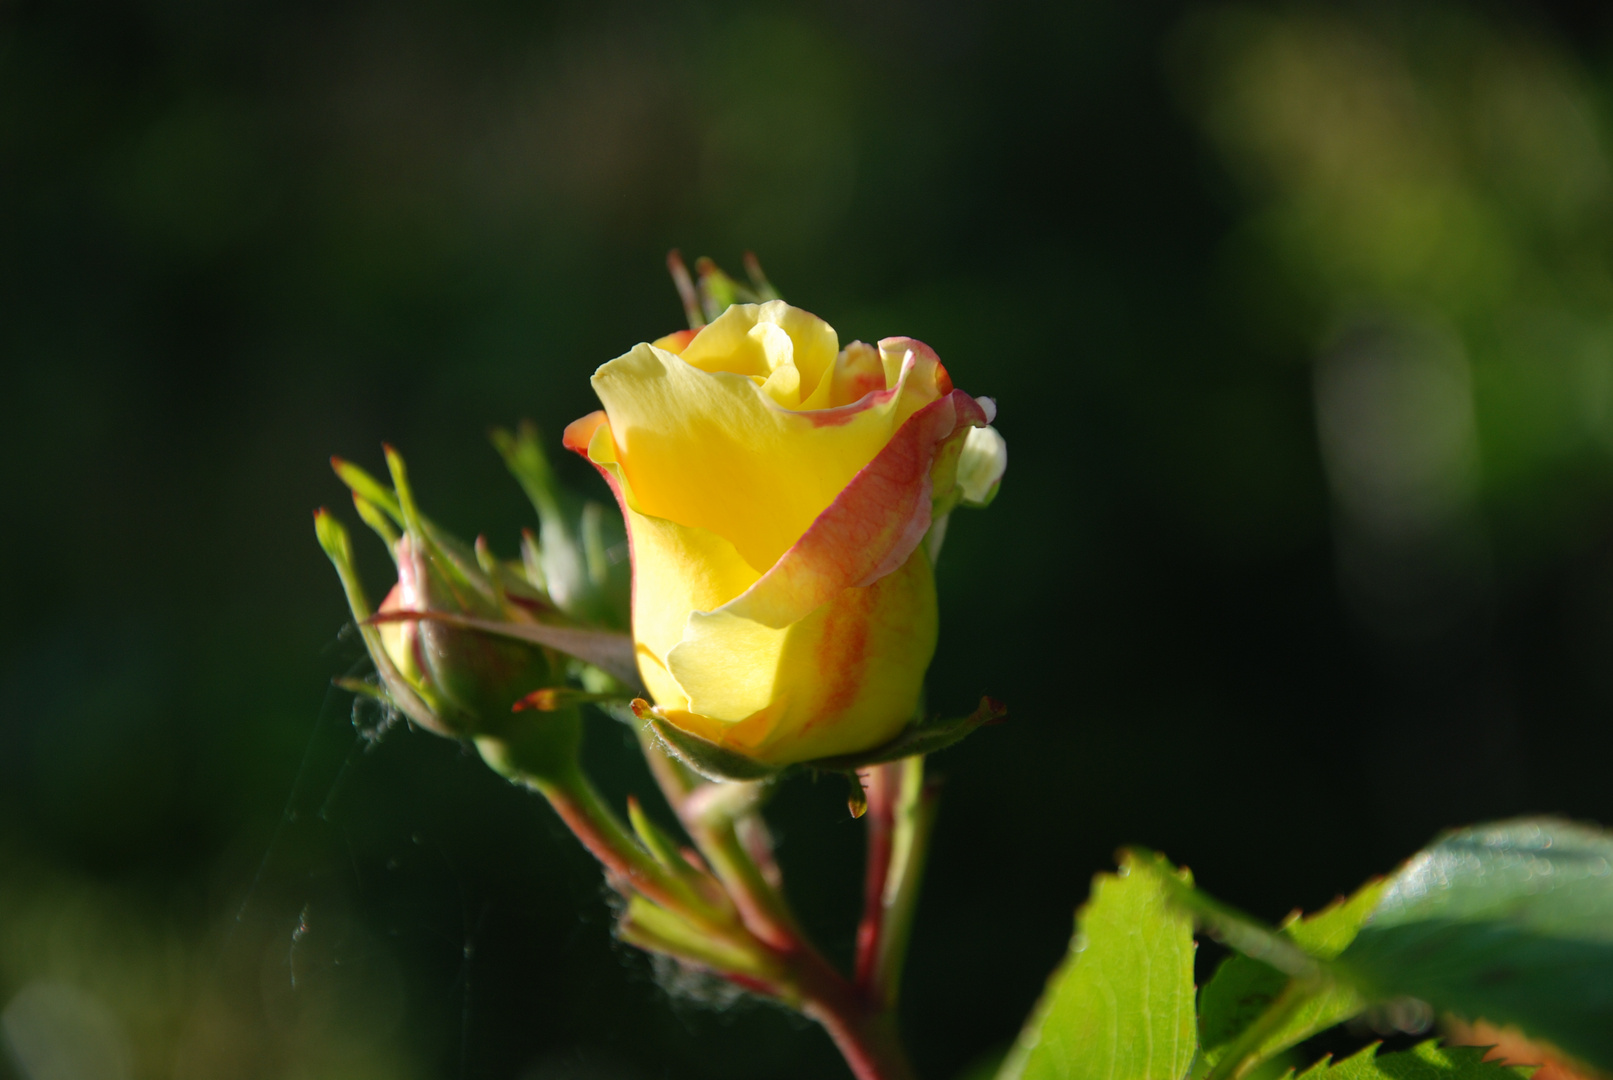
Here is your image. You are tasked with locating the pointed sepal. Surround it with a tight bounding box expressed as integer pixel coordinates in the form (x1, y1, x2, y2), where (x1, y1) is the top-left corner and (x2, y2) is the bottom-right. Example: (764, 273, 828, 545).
(805, 696, 1008, 773)
(633, 701, 783, 782)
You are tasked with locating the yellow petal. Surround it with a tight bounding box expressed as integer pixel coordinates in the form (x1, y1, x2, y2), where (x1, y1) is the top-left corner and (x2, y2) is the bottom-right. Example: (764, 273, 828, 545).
(590, 323, 942, 573)
(665, 546, 938, 765)
(623, 508, 761, 703)
(719, 388, 991, 630)
(828, 342, 888, 408)
(563, 411, 762, 702)
(679, 300, 840, 408)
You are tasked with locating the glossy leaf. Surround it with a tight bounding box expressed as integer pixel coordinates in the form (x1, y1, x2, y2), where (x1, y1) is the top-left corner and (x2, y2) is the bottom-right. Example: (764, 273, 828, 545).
(1338, 818, 1613, 1074)
(996, 851, 1197, 1080)
(1197, 880, 1386, 1078)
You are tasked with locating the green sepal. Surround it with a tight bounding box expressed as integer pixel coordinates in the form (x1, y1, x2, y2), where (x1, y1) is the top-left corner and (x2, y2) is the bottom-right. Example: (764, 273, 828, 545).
(326, 447, 568, 735)
(581, 501, 611, 587)
(330, 456, 403, 526)
(368, 608, 639, 690)
(333, 449, 514, 618)
(640, 695, 1009, 781)
(617, 894, 780, 987)
(694, 256, 761, 321)
(641, 713, 782, 782)
(666, 250, 704, 329)
(313, 508, 444, 733)
(332, 676, 391, 703)
(492, 421, 629, 629)
(491, 421, 565, 523)
(741, 251, 780, 301)
(314, 507, 369, 618)
(806, 696, 1008, 773)
(351, 492, 400, 552)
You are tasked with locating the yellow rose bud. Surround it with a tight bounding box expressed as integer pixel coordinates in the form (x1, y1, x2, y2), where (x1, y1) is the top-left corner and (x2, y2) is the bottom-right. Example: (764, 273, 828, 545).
(564, 300, 1002, 768)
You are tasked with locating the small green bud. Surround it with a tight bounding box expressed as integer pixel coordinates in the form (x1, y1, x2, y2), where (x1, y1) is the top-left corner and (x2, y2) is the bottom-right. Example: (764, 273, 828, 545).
(318, 447, 573, 752)
(380, 531, 558, 734)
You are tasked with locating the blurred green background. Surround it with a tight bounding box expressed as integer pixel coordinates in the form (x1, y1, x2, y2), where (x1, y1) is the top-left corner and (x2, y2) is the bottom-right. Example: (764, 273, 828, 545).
(5, 1, 1613, 1077)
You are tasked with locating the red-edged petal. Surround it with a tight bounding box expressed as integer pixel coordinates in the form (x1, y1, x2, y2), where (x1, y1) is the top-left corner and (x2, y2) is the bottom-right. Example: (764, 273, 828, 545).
(719, 388, 991, 630)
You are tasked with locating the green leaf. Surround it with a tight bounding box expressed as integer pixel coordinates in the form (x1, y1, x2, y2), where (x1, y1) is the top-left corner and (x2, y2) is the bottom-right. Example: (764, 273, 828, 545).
(1338, 817, 1613, 1075)
(996, 851, 1197, 1080)
(1287, 1040, 1527, 1080)
(1198, 880, 1386, 1078)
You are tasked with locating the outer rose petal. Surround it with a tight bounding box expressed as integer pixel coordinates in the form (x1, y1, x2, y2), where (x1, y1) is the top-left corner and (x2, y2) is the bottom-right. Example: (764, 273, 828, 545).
(563, 412, 760, 706)
(713, 388, 991, 630)
(662, 548, 938, 764)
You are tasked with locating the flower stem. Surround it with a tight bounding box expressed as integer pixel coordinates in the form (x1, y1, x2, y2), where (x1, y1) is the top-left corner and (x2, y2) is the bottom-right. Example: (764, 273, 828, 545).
(637, 732, 802, 950)
(632, 732, 920, 1080)
(478, 739, 730, 936)
(856, 756, 938, 1010)
(793, 948, 918, 1080)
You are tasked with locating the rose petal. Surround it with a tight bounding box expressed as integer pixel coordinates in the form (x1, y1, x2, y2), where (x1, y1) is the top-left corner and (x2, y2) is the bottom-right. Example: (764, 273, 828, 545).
(714, 388, 992, 630)
(679, 300, 840, 407)
(662, 547, 937, 762)
(588, 325, 945, 572)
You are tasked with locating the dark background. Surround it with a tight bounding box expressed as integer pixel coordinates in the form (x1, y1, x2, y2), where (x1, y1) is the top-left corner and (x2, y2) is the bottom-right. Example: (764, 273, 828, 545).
(4, 1, 1613, 1077)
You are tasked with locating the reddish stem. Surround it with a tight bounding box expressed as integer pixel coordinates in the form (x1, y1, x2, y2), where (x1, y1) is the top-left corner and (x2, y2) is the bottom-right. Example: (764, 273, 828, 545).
(854, 763, 901, 988)
(629, 737, 917, 1079)
(792, 947, 917, 1080)
(531, 766, 720, 931)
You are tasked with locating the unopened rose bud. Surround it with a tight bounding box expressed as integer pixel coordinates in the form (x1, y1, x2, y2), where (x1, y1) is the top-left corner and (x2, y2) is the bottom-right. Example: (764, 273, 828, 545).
(317, 446, 567, 744)
(385, 531, 558, 732)
(566, 290, 1005, 770)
